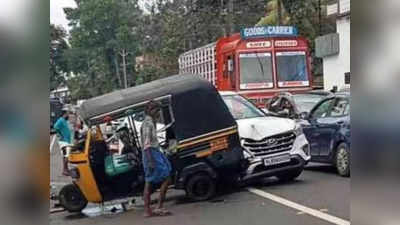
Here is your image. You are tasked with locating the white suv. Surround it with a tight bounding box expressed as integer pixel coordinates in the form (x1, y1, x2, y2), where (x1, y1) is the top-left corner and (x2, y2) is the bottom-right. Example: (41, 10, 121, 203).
(220, 92, 310, 182)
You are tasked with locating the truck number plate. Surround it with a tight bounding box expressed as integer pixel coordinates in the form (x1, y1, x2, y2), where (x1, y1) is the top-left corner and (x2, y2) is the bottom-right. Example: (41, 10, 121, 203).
(264, 154, 291, 166)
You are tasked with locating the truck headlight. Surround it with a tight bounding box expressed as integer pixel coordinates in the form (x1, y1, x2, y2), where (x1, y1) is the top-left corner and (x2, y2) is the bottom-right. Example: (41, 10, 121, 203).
(293, 123, 303, 136)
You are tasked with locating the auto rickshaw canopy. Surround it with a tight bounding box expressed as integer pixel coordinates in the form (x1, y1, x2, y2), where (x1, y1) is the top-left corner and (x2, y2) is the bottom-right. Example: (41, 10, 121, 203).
(78, 74, 236, 142)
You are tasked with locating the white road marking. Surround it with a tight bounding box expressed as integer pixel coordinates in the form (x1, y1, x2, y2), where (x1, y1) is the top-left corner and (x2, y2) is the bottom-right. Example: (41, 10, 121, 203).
(247, 188, 350, 225)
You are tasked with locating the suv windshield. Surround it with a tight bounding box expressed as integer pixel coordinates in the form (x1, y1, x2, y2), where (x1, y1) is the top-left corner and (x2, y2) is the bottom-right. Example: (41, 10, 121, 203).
(222, 94, 265, 120)
(239, 52, 273, 89)
(276, 51, 309, 87)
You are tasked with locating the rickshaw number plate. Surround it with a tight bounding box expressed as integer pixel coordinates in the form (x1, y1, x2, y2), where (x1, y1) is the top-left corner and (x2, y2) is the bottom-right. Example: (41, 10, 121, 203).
(264, 154, 290, 166)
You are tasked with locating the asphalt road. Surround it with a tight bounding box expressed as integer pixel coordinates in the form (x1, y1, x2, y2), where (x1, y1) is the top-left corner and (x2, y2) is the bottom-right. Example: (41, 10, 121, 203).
(50, 140, 350, 225)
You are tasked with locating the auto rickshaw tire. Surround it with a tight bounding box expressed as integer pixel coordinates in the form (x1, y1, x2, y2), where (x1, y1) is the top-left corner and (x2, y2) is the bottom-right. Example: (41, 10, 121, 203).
(276, 168, 303, 182)
(185, 174, 216, 201)
(59, 184, 88, 213)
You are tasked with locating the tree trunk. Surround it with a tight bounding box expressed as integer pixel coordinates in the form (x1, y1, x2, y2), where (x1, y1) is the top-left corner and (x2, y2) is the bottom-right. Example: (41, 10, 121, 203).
(277, 0, 282, 25)
(114, 55, 122, 88)
(228, 0, 234, 35)
(220, 0, 227, 37)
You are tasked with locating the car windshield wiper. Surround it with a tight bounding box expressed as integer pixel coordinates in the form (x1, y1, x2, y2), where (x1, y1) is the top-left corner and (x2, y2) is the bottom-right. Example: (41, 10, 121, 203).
(255, 53, 265, 78)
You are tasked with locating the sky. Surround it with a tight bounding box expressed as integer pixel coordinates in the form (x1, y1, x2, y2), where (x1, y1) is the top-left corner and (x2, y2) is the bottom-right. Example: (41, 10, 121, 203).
(50, 0, 77, 30)
(50, 0, 154, 31)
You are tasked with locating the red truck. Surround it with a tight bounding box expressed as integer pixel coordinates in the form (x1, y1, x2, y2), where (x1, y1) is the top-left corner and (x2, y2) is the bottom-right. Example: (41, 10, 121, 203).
(178, 26, 313, 107)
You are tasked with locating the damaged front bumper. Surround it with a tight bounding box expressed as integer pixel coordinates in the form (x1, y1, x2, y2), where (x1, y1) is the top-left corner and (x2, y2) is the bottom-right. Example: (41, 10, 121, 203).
(239, 134, 310, 184)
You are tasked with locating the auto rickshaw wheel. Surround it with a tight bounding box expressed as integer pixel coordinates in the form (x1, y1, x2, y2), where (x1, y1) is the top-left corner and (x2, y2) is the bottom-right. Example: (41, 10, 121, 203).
(59, 184, 88, 212)
(185, 174, 216, 201)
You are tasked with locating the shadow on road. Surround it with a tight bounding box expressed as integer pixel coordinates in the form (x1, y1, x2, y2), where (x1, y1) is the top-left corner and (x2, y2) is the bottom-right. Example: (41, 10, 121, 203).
(65, 213, 88, 220)
(251, 177, 308, 188)
(304, 163, 338, 175)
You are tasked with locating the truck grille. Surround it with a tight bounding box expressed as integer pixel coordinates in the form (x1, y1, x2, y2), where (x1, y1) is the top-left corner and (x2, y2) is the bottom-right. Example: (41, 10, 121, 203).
(243, 131, 295, 156)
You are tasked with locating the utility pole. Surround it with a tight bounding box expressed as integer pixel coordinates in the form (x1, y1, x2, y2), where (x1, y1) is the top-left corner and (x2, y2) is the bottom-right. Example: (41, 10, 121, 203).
(120, 49, 129, 89)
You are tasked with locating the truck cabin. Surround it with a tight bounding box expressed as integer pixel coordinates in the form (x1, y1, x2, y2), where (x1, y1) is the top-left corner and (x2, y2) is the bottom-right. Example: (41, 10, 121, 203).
(216, 27, 312, 106)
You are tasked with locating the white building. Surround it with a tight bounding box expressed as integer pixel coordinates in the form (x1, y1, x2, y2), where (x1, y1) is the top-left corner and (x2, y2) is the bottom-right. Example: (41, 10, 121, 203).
(50, 86, 70, 101)
(316, 0, 350, 91)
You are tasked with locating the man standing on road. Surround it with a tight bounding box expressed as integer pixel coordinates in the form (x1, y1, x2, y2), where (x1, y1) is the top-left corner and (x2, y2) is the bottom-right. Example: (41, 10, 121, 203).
(53, 110, 72, 176)
(140, 100, 172, 217)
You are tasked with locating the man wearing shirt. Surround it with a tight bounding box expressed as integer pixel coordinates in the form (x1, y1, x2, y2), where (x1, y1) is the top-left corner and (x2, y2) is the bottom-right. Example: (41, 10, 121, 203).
(54, 110, 72, 176)
(140, 100, 172, 217)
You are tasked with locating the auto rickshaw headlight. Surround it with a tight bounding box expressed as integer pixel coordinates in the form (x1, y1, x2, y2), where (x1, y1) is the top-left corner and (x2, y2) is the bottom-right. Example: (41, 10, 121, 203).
(70, 168, 80, 179)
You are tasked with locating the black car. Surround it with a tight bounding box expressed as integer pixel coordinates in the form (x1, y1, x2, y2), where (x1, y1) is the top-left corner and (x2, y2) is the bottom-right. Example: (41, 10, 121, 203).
(300, 92, 351, 177)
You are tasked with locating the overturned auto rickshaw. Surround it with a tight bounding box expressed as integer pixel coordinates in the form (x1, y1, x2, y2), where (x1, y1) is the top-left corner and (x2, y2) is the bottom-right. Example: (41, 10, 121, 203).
(59, 74, 245, 212)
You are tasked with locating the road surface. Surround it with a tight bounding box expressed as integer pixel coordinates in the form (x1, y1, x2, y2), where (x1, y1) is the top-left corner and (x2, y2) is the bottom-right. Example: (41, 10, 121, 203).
(50, 140, 349, 225)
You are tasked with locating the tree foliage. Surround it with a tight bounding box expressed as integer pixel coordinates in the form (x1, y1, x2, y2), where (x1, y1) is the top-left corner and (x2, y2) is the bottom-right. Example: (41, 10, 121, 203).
(63, 0, 143, 100)
(138, 0, 266, 77)
(50, 24, 69, 91)
(57, 0, 336, 99)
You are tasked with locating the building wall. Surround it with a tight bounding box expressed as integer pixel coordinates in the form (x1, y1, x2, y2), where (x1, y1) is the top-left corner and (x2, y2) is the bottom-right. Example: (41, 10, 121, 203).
(323, 16, 350, 91)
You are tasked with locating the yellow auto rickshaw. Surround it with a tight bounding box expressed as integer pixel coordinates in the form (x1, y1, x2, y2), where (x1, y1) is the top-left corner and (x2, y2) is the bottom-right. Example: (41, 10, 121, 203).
(59, 75, 245, 212)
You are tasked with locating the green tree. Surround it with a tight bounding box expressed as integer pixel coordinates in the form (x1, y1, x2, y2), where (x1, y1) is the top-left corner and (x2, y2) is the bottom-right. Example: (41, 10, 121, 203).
(50, 24, 69, 91)
(257, 0, 290, 26)
(64, 0, 143, 100)
(137, 0, 267, 81)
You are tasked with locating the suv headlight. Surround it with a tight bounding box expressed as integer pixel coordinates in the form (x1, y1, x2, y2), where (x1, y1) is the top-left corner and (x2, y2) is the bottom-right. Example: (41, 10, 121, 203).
(293, 123, 303, 136)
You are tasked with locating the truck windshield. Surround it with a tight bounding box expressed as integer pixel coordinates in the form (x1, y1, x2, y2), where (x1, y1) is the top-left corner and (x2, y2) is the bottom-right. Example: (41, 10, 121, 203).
(222, 94, 265, 120)
(239, 52, 273, 89)
(276, 51, 309, 87)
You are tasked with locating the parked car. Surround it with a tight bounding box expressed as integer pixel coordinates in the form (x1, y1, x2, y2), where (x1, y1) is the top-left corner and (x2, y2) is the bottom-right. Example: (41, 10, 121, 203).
(220, 91, 310, 183)
(266, 91, 333, 119)
(299, 91, 350, 177)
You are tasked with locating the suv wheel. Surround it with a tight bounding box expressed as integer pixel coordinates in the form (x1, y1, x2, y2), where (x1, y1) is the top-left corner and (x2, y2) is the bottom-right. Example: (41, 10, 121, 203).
(335, 143, 350, 177)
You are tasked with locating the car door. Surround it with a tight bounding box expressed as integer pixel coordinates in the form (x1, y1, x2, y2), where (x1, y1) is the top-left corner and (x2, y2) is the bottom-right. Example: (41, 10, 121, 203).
(302, 98, 335, 157)
(317, 97, 350, 156)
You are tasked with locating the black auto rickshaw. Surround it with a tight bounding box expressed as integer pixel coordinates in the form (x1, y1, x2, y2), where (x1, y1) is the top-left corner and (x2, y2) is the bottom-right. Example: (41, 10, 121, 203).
(59, 74, 245, 212)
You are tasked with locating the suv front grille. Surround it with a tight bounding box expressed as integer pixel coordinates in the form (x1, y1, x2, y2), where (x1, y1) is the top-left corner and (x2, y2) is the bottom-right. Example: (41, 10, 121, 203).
(243, 131, 295, 156)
